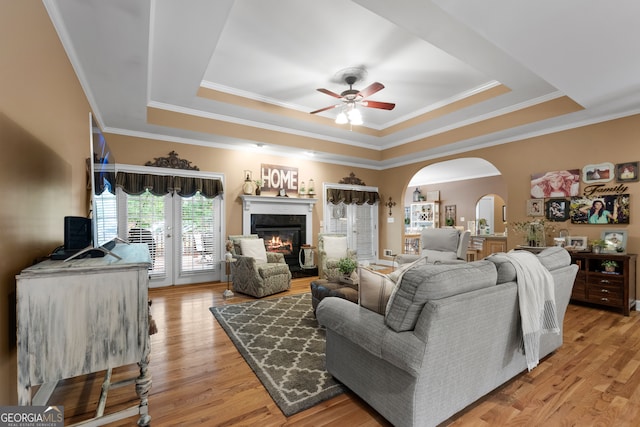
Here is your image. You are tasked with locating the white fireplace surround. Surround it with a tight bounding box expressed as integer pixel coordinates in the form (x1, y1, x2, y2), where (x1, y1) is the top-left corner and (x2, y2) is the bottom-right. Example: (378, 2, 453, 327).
(241, 195, 317, 245)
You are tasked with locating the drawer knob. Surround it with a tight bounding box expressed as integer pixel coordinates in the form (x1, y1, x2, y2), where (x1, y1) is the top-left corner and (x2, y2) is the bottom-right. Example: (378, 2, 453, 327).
(600, 289, 609, 293)
(600, 279, 610, 284)
(601, 298, 609, 301)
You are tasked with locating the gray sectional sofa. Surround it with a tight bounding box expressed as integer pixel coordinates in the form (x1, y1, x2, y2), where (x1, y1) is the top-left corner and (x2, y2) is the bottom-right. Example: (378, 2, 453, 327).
(316, 247, 578, 427)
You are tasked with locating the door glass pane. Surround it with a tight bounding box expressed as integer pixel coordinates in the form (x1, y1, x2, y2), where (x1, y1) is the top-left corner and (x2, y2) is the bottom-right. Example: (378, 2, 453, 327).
(180, 193, 218, 274)
(354, 204, 375, 259)
(125, 189, 166, 277)
(326, 202, 348, 234)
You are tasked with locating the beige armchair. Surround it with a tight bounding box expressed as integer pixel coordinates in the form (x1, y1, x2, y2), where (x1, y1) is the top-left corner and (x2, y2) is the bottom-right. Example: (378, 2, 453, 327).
(317, 233, 357, 281)
(228, 235, 291, 298)
(397, 228, 470, 265)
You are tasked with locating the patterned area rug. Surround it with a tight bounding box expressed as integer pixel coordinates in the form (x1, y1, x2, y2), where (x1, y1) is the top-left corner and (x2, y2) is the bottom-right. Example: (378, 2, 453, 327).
(209, 293, 345, 416)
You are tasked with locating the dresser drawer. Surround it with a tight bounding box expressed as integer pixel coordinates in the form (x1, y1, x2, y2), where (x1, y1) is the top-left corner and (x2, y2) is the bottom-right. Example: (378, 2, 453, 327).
(587, 282, 623, 307)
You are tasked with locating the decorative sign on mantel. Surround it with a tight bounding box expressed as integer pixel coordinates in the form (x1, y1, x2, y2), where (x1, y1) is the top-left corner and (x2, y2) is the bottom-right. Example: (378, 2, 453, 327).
(260, 164, 298, 193)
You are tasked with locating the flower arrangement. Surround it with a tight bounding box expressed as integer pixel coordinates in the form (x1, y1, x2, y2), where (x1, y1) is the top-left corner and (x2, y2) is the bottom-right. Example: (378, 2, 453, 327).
(337, 257, 358, 275)
(254, 179, 263, 187)
(509, 217, 556, 247)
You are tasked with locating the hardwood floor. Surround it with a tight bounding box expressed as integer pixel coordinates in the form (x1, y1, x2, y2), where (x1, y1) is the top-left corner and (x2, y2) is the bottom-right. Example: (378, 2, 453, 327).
(51, 276, 640, 426)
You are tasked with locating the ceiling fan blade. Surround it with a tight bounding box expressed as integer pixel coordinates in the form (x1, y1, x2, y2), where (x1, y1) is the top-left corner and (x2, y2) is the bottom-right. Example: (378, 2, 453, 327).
(310, 104, 340, 114)
(361, 100, 395, 110)
(358, 82, 384, 99)
(317, 88, 343, 98)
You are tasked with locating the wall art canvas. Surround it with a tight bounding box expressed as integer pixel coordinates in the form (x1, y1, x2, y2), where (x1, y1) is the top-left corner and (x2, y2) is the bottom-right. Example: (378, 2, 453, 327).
(570, 194, 630, 224)
(616, 162, 639, 183)
(527, 199, 544, 217)
(530, 170, 580, 198)
(545, 198, 569, 221)
(582, 162, 614, 183)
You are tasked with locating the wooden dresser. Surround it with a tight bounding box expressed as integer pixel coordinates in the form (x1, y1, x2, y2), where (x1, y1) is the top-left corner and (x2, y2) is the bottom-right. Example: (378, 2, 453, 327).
(569, 252, 636, 316)
(16, 243, 152, 426)
(469, 235, 507, 259)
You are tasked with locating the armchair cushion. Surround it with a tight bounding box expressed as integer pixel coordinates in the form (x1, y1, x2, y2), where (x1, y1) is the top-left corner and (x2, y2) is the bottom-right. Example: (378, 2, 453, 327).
(322, 235, 349, 259)
(424, 228, 459, 252)
(240, 238, 268, 263)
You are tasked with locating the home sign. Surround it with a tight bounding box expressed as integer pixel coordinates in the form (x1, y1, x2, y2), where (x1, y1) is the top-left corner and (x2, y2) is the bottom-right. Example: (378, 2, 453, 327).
(260, 163, 298, 192)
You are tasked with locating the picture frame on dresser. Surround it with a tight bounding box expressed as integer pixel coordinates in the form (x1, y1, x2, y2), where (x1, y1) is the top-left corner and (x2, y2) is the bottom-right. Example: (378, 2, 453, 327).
(567, 236, 588, 251)
(601, 229, 627, 253)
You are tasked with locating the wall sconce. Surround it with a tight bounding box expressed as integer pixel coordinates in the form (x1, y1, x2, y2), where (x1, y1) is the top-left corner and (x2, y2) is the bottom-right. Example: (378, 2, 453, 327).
(385, 197, 396, 216)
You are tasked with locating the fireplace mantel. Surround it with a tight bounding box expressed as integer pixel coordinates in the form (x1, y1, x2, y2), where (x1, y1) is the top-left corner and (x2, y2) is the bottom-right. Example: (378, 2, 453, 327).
(240, 195, 317, 213)
(240, 195, 318, 244)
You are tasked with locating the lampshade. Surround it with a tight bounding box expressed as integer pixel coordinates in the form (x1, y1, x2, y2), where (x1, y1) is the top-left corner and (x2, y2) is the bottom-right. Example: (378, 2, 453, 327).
(335, 112, 348, 124)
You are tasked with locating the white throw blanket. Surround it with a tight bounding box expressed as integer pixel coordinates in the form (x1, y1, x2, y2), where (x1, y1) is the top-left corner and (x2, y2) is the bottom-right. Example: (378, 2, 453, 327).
(505, 250, 560, 371)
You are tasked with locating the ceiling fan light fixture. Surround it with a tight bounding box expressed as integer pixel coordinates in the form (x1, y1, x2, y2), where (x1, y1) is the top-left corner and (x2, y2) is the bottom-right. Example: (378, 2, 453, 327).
(335, 111, 348, 124)
(347, 107, 362, 125)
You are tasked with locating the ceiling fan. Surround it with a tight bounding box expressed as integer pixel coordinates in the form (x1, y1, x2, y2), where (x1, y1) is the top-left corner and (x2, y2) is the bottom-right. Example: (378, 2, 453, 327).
(310, 75, 396, 122)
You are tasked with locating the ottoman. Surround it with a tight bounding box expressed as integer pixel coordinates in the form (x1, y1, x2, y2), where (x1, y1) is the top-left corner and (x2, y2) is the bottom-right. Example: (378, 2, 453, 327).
(310, 279, 358, 315)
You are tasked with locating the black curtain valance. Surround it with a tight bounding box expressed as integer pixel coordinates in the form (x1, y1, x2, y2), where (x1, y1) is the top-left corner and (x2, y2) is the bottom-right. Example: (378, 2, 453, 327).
(115, 172, 223, 198)
(326, 188, 380, 205)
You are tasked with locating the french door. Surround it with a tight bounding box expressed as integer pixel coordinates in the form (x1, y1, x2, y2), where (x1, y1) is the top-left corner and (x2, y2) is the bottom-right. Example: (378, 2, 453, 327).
(118, 188, 222, 287)
(323, 184, 379, 264)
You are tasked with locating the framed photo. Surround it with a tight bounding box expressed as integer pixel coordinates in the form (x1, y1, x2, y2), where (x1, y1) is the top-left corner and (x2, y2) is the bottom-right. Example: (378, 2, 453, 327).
(582, 162, 614, 183)
(527, 198, 544, 217)
(601, 230, 627, 253)
(545, 198, 569, 221)
(530, 169, 580, 198)
(444, 205, 456, 226)
(569, 194, 630, 224)
(616, 162, 639, 183)
(567, 236, 588, 251)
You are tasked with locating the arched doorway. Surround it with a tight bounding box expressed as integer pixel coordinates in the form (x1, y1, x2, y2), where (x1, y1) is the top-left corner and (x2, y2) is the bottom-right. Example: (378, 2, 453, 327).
(404, 158, 506, 234)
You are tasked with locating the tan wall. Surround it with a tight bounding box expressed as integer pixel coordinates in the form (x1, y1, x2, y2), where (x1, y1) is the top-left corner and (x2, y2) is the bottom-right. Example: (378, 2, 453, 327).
(0, 2, 90, 404)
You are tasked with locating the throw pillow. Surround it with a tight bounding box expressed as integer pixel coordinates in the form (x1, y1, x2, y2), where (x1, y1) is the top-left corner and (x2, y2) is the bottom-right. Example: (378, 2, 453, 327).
(322, 235, 348, 259)
(359, 267, 395, 314)
(240, 238, 268, 263)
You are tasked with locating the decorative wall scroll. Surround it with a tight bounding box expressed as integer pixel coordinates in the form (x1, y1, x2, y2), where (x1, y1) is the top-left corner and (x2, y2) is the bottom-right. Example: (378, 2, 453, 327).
(145, 151, 199, 170)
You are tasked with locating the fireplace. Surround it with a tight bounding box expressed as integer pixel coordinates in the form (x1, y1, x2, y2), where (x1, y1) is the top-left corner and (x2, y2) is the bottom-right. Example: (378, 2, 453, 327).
(241, 195, 318, 277)
(251, 214, 304, 272)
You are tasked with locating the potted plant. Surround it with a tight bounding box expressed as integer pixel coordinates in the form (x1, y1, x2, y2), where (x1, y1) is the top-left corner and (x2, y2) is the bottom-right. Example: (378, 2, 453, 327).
(591, 239, 606, 254)
(254, 179, 263, 195)
(337, 257, 358, 285)
(601, 259, 618, 273)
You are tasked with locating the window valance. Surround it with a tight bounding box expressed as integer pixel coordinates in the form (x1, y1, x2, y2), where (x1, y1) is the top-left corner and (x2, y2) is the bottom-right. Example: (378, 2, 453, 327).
(115, 172, 224, 198)
(326, 188, 380, 205)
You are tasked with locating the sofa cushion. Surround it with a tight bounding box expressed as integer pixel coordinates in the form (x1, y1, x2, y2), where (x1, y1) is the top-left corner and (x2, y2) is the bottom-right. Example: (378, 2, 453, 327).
(240, 238, 268, 263)
(422, 228, 459, 252)
(536, 246, 571, 271)
(385, 261, 498, 332)
(322, 235, 348, 259)
(485, 253, 517, 284)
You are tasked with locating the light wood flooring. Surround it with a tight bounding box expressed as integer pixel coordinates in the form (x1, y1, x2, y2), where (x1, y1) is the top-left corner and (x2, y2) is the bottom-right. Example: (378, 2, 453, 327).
(50, 276, 640, 426)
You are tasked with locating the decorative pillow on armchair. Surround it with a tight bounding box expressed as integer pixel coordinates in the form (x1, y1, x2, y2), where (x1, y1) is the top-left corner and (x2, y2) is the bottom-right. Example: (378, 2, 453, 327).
(322, 235, 348, 259)
(240, 238, 268, 263)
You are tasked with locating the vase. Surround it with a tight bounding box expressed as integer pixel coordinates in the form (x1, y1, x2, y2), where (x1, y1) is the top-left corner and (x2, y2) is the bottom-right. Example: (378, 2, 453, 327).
(255, 188, 261, 196)
(593, 246, 602, 254)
